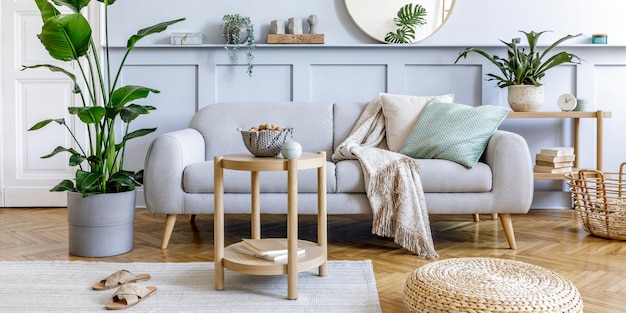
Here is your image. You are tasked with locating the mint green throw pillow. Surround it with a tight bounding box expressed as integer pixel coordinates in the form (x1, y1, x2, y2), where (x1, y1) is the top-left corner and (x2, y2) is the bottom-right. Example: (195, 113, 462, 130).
(398, 100, 509, 168)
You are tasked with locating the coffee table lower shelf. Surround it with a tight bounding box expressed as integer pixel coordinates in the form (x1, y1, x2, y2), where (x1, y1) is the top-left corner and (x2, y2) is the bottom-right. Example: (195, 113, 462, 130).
(223, 240, 325, 275)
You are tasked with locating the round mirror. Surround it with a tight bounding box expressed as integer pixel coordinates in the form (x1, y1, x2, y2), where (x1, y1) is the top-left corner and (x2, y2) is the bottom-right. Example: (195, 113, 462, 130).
(344, 0, 455, 44)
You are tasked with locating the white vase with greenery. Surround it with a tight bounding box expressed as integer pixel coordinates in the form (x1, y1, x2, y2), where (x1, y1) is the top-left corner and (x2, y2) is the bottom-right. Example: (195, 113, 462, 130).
(454, 30, 582, 112)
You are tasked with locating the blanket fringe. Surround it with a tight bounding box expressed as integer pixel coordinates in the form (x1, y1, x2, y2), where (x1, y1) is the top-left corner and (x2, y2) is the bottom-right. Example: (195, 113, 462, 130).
(368, 158, 438, 259)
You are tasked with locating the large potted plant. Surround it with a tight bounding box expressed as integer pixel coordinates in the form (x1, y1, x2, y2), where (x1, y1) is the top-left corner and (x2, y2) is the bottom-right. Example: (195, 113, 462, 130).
(23, 0, 184, 257)
(454, 30, 582, 111)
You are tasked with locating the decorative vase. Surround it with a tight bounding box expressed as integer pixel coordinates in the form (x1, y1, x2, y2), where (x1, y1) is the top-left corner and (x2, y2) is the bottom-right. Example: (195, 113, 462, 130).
(507, 85, 544, 112)
(67, 190, 136, 257)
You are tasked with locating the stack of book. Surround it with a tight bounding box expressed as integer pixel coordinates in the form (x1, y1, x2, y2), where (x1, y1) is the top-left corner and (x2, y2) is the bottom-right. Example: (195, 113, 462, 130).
(534, 147, 575, 174)
(235, 238, 304, 262)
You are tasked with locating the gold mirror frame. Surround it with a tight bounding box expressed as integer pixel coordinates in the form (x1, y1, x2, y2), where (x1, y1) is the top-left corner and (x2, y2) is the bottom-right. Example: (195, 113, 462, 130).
(344, 0, 455, 44)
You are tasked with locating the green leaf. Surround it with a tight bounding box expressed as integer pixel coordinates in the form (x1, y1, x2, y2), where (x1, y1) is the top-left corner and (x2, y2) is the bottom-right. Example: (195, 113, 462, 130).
(127, 18, 186, 50)
(109, 86, 159, 109)
(133, 170, 144, 184)
(51, 0, 91, 13)
(50, 179, 75, 192)
(396, 3, 427, 27)
(68, 107, 106, 124)
(28, 118, 65, 131)
(35, 0, 61, 22)
(69, 154, 86, 166)
(75, 169, 102, 193)
(41, 146, 80, 159)
(21, 64, 80, 93)
(120, 104, 156, 123)
(96, 0, 116, 4)
(38, 13, 91, 61)
(115, 128, 157, 150)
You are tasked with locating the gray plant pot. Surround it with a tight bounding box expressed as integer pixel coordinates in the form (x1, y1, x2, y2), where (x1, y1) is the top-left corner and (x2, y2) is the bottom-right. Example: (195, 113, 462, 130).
(67, 190, 136, 257)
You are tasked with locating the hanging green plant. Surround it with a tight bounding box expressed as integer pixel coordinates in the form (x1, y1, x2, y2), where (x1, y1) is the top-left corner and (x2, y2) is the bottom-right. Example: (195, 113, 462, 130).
(221, 14, 256, 76)
(385, 3, 427, 44)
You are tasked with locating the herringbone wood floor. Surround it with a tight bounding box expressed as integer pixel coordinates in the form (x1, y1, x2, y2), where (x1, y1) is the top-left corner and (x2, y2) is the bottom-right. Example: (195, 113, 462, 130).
(1, 208, 625, 312)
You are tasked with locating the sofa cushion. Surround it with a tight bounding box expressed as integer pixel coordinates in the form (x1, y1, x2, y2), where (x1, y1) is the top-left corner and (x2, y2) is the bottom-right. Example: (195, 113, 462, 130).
(333, 102, 369, 152)
(380, 93, 454, 152)
(399, 100, 508, 168)
(335, 158, 492, 193)
(182, 160, 337, 193)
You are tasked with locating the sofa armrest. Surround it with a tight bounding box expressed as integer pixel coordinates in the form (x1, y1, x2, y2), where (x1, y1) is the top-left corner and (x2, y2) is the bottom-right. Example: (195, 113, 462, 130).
(144, 128, 206, 214)
(484, 130, 534, 214)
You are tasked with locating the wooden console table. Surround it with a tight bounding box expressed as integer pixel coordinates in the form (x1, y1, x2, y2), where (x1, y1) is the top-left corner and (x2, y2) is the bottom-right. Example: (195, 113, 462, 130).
(213, 151, 327, 300)
(506, 110, 612, 180)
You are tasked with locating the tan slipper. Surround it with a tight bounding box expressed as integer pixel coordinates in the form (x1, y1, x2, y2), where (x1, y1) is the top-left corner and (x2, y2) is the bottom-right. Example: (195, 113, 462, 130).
(92, 269, 151, 290)
(105, 283, 157, 310)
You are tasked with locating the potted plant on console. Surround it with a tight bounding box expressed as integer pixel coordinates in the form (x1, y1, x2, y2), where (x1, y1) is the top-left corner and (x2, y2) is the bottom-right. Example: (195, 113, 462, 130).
(23, 0, 184, 257)
(454, 30, 582, 112)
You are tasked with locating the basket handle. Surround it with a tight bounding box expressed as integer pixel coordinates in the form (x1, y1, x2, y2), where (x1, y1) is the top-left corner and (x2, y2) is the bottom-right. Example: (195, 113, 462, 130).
(578, 169, 606, 207)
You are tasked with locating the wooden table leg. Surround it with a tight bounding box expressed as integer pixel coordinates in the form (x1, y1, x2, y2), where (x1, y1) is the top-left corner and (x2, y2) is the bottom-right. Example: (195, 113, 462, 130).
(317, 151, 327, 276)
(251, 171, 261, 239)
(287, 158, 298, 300)
(214, 156, 225, 290)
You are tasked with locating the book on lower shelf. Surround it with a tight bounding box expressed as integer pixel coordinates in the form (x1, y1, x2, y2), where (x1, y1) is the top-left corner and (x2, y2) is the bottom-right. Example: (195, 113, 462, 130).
(535, 153, 575, 163)
(535, 160, 574, 168)
(533, 165, 573, 173)
(539, 147, 574, 157)
(237, 239, 305, 261)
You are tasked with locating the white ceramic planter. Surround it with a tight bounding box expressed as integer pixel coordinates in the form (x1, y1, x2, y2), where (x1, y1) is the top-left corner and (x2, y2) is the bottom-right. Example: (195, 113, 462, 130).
(67, 190, 136, 257)
(507, 85, 544, 112)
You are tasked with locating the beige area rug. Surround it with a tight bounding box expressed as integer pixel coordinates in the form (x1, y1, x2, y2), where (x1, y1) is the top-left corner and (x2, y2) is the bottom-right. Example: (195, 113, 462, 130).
(0, 260, 382, 313)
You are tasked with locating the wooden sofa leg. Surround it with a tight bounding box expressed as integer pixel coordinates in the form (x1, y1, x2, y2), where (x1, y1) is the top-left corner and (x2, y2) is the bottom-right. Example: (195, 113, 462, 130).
(491, 213, 498, 220)
(498, 213, 517, 249)
(472, 214, 480, 222)
(161, 214, 177, 250)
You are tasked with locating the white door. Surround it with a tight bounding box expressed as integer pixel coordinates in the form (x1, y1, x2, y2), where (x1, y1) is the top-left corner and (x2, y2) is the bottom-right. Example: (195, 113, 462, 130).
(1, 1, 99, 207)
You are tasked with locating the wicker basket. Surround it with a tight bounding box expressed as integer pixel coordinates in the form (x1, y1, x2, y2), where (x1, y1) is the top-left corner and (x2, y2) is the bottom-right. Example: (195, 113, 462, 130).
(566, 162, 626, 240)
(240, 128, 293, 157)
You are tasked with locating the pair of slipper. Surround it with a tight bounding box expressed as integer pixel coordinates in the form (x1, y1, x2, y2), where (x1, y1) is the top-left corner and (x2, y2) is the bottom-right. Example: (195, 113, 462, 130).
(92, 269, 156, 310)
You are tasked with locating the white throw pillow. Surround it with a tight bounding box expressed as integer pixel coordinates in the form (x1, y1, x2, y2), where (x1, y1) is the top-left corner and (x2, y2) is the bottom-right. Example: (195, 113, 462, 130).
(380, 92, 454, 152)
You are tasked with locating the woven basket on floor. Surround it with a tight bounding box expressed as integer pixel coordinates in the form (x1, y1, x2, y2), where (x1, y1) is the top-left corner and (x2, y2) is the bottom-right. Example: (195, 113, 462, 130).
(566, 162, 626, 240)
(403, 257, 583, 313)
(240, 128, 293, 157)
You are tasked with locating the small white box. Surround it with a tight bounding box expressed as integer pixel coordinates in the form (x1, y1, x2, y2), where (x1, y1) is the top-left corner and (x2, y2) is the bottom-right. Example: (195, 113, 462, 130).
(170, 33, 204, 45)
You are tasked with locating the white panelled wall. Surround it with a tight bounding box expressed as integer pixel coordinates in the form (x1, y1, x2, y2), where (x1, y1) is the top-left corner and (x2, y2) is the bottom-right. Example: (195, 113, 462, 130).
(2, 0, 625, 208)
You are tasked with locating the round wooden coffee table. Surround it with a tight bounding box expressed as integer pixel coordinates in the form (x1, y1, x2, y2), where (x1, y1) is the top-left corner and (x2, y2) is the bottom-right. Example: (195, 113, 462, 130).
(213, 151, 327, 300)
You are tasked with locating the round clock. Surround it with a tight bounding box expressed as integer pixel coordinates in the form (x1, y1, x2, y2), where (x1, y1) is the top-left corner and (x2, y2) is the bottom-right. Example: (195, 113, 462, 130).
(557, 93, 577, 111)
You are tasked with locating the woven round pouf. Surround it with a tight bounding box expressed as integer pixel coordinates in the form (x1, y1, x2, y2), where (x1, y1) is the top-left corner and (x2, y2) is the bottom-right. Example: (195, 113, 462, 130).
(403, 257, 583, 313)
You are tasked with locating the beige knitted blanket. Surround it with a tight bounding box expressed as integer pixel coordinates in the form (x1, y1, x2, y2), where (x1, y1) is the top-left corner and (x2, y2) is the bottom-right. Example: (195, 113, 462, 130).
(332, 97, 438, 259)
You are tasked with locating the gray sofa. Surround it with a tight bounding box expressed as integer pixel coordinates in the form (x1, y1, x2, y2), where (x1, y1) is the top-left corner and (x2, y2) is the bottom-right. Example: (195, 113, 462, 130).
(144, 101, 533, 250)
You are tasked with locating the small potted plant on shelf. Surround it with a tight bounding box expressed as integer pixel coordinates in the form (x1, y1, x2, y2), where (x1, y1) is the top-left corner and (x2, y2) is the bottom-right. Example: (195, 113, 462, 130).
(23, 0, 184, 257)
(454, 30, 582, 112)
(221, 14, 256, 76)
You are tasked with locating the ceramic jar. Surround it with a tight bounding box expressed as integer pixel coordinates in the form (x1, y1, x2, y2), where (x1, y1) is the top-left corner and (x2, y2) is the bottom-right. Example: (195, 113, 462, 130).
(281, 141, 302, 159)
